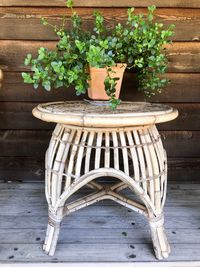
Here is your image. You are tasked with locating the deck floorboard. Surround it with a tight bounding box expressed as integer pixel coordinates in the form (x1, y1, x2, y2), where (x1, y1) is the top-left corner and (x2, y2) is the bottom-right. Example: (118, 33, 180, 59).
(0, 181, 199, 263)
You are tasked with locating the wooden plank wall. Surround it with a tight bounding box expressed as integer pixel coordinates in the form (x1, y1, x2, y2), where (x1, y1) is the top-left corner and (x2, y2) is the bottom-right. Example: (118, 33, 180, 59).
(0, 0, 200, 182)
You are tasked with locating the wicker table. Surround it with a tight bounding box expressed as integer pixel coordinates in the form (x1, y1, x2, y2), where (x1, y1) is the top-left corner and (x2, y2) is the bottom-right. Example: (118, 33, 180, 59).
(33, 101, 178, 259)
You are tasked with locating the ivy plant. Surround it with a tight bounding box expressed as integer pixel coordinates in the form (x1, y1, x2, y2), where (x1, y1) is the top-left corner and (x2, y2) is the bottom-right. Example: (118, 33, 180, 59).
(22, 1, 174, 109)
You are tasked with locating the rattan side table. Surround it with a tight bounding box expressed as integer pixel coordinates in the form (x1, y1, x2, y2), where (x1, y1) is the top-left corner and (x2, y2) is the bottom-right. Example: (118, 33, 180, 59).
(32, 101, 178, 259)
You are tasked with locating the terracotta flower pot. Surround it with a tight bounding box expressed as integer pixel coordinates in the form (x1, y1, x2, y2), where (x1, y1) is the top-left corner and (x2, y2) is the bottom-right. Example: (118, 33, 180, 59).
(88, 63, 127, 100)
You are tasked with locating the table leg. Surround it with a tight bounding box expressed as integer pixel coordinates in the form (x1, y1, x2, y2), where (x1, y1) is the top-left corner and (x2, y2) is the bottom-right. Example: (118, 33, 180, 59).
(149, 214, 171, 259)
(43, 124, 70, 255)
(43, 208, 63, 256)
(141, 125, 170, 259)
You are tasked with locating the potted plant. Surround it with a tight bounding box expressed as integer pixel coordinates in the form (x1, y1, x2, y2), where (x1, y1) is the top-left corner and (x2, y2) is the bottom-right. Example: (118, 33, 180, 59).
(22, 1, 174, 109)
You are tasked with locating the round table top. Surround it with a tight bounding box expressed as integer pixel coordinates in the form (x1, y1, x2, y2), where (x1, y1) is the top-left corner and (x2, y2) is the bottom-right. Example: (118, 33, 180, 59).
(32, 101, 178, 127)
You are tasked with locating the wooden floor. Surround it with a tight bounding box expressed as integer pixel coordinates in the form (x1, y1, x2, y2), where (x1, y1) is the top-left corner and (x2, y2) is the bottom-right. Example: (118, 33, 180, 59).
(0, 180, 200, 263)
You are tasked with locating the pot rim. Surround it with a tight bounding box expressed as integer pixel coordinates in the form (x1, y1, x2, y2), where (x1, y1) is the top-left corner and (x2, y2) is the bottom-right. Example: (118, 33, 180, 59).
(89, 63, 127, 72)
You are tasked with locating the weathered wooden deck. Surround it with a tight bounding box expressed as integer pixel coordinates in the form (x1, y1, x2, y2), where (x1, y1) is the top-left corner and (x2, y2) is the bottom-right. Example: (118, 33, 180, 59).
(0, 180, 200, 264)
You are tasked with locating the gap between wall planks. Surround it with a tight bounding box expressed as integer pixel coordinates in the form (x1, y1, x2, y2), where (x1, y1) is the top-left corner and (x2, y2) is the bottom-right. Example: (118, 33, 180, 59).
(0, 8, 200, 42)
(1, 41, 200, 72)
(0, 103, 199, 131)
(1, 157, 199, 182)
(0, 130, 199, 158)
(1, 72, 200, 103)
(1, 0, 200, 8)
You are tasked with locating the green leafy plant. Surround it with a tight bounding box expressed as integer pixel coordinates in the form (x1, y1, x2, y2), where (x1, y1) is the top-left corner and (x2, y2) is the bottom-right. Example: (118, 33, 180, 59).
(22, 1, 174, 109)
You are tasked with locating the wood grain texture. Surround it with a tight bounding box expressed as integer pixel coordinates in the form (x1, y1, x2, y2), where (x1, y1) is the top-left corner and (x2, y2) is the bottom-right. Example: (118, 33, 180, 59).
(0, 72, 82, 102)
(1, 72, 200, 103)
(0, 102, 198, 130)
(1, 157, 199, 182)
(0, 181, 200, 262)
(1, 228, 200, 244)
(0, 8, 200, 41)
(121, 73, 200, 103)
(0, 0, 199, 186)
(0, 214, 199, 231)
(0, 157, 44, 181)
(1, 243, 200, 262)
(0, 130, 199, 157)
(158, 103, 200, 131)
(1, 0, 200, 7)
(1, 181, 200, 197)
(1, 41, 199, 72)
